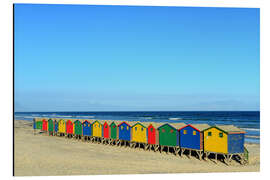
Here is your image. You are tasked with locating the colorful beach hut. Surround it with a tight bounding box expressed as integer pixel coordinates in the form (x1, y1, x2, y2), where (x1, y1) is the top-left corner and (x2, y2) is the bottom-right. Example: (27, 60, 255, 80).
(36, 118, 43, 130)
(131, 122, 147, 143)
(110, 121, 121, 145)
(58, 119, 66, 136)
(48, 119, 54, 135)
(42, 119, 48, 132)
(118, 121, 131, 141)
(203, 125, 245, 154)
(179, 124, 210, 159)
(146, 122, 164, 151)
(158, 123, 186, 147)
(33, 118, 42, 130)
(54, 119, 58, 135)
(82, 120, 92, 138)
(92, 120, 102, 138)
(66, 120, 74, 137)
(74, 120, 83, 138)
(102, 121, 110, 139)
(110, 121, 118, 140)
(157, 123, 186, 154)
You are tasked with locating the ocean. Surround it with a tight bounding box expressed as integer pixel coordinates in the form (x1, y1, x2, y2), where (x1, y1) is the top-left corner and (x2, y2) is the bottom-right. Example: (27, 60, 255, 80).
(14, 111, 260, 144)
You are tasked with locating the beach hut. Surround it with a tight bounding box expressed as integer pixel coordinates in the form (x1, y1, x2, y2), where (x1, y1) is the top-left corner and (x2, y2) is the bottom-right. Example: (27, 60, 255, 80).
(118, 121, 131, 141)
(203, 125, 246, 163)
(109, 121, 119, 145)
(82, 120, 92, 140)
(66, 120, 74, 137)
(58, 119, 66, 136)
(146, 122, 164, 151)
(92, 120, 103, 142)
(33, 118, 36, 129)
(130, 122, 148, 149)
(47, 119, 54, 135)
(36, 118, 43, 130)
(42, 119, 48, 132)
(179, 124, 210, 159)
(103, 121, 110, 139)
(157, 123, 186, 154)
(74, 120, 83, 139)
(54, 119, 58, 136)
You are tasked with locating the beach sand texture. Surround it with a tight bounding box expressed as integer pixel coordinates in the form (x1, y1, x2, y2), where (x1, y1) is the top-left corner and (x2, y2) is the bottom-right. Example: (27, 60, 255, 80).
(14, 120, 260, 176)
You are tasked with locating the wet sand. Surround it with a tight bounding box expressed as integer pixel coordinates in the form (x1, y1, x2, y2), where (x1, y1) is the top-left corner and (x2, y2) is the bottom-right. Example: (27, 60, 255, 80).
(14, 120, 260, 176)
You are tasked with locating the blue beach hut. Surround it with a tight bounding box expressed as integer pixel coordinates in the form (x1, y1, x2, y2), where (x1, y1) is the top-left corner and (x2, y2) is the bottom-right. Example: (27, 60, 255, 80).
(179, 124, 210, 150)
(54, 120, 58, 135)
(83, 120, 92, 137)
(118, 121, 131, 141)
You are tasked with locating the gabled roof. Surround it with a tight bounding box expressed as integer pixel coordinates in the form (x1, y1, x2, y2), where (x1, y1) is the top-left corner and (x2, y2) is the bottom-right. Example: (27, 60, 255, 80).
(157, 123, 186, 130)
(118, 121, 131, 127)
(130, 122, 146, 128)
(179, 124, 210, 132)
(216, 125, 245, 134)
(204, 125, 245, 134)
(143, 122, 165, 129)
(92, 120, 103, 125)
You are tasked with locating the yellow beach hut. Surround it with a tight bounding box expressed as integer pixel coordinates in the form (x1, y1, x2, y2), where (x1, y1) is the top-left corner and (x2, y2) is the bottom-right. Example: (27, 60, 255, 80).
(58, 119, 66, 136)
(203, 125, 245, 154)
(131, 122, 147, 143)
(92, 120, 103, 141)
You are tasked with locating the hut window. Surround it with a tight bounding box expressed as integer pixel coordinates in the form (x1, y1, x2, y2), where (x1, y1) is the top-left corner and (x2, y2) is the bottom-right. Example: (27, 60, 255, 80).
(193, 131, 196, 135)
(162, 129, 165, 133)
(127, 126, 129, 130)
(219, 133, 223, 138)
(121, 126, 123, 130)
(84, 124, 86, 127)
(170, 129, 174, 133)
(150, 128, 153, 132)
(141, 128, 144, 131)
(135, 127, 137, 131)
(99, 125, 101, 128)
(105, 125, 107, 128)
(183, 130, 187, 134)
(208, 132, 212, 136)
(88, 124, 90, 127)
(113, 125, 116, 128)
(95, 125, 96, 127)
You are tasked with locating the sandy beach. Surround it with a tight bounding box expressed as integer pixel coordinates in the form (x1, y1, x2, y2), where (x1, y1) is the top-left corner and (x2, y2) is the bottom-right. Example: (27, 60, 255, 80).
(14, 120, 260, 176)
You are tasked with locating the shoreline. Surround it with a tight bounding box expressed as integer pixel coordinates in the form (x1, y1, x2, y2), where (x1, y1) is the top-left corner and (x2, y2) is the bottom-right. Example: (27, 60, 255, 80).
(14, 120, 260, 176)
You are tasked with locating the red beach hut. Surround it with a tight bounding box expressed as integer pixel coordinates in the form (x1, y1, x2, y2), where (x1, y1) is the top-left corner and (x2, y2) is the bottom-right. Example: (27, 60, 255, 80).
(66, 120, 74, 136)
(42, 119, 48, 131)
(103, 121, 110, 139)
(146, 122, 164, 146)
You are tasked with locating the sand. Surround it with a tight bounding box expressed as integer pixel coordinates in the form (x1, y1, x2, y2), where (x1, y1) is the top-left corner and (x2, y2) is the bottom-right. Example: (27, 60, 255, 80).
(14, 120, 260, 176)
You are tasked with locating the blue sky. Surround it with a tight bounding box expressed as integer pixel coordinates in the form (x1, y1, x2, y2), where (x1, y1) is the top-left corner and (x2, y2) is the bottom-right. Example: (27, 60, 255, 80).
(14, 4, 260, 112)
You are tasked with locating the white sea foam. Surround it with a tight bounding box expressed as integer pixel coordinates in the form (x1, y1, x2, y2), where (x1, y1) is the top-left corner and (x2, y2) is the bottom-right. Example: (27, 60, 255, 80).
(242, 128, 260, 132)
(169, 118, 182, 120)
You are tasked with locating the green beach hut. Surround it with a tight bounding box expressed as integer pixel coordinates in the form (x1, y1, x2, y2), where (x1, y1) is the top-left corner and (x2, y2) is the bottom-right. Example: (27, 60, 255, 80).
(35, 118, 43, 130)
(157, 123, 186, 154)
(74, 120, 83, 139)
(48, 119, 54, 135)
(110, 121, 118, 140)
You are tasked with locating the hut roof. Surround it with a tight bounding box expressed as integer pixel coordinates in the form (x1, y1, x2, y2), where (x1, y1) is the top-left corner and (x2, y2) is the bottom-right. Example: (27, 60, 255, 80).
(118, 121, 132, 127)
(157, 122, 186, 130)
(188, 124, 211, 132)
(130, 121, 147, 128)
(215, 125, 245, 134)
(141, 122, 165, 128)
(171, 123, 187, 130)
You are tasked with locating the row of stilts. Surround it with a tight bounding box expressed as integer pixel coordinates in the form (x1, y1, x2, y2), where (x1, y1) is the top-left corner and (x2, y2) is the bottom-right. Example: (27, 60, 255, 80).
(37, 130, 248, 165)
